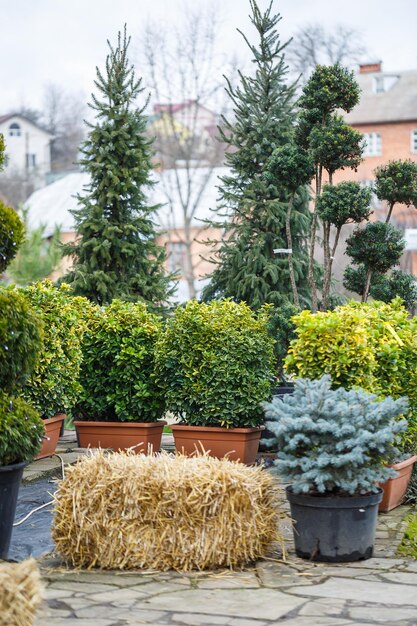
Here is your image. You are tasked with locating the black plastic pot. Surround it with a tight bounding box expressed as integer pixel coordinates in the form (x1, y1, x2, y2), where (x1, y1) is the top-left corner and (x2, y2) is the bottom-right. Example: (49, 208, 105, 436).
(286, 486, 382, 562)
(0, 461, 26, 559)
(259, 383, 295, 452)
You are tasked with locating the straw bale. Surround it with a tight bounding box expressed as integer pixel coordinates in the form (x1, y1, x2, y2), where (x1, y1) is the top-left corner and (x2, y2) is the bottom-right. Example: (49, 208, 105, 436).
(52, 451, 287, 571)
(0, 558, 43, 626)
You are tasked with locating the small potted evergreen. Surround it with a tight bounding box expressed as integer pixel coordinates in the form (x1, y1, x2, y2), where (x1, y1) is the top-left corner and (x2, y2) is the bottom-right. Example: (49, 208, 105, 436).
(74, 299, 166, 453)
(19, 281, 87, 458)
(0, 288, 45, 559)
(154, 300, 275, 464)
(264, 376, 407, 562)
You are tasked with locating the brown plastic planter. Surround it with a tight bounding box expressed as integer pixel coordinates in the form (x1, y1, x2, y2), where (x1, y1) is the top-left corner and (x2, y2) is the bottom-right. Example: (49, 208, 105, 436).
(171, 424, 264, 464)
(36, 414, 66, 460)
(74, 420, 167, 454)
(379, 455, 417, 512)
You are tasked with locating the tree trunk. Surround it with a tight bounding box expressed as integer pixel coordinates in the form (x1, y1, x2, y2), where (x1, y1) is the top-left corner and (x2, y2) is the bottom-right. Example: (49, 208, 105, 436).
(385, 202, 395, 223)
(308, 166, 322, 313)
(322, 225, 341, 311)
(362, 267, 373, 302)
(286, 194, 300, 308)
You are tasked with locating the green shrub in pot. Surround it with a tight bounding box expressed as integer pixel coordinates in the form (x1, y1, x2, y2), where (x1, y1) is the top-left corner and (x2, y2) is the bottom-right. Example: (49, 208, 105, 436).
(154, 299, 275, 428)
(0, 287, 44, 394)
(284, 298, 417, 453)
(76, 299, 164, 422)
(0, 393, 44, 466)
(20, 281, 88, 418)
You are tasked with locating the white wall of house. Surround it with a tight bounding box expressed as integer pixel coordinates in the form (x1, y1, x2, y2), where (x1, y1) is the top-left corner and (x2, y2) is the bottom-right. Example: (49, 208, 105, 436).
(0, 115, 53, 183)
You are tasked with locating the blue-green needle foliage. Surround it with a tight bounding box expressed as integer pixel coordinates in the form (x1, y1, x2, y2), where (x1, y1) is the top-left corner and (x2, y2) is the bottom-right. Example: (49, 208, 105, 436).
(264, 376, 408, 495)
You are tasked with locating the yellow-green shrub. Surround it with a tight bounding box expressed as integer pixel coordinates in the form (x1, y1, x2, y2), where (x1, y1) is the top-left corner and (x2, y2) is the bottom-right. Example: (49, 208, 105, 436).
(285, 298, 417, 452)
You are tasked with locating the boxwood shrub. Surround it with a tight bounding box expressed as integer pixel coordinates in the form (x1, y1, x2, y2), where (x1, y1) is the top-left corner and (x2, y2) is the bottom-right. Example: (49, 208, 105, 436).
(20, 281, 88, 418)
(0, 287, 43, 393)
(0, 392, 45, 466)
(154, 300, 275, 428)
(76, 299, 164, 422)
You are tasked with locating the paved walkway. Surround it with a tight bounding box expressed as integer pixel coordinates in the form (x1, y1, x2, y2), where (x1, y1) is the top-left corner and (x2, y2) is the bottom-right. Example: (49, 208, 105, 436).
(21, 432, 417, 625)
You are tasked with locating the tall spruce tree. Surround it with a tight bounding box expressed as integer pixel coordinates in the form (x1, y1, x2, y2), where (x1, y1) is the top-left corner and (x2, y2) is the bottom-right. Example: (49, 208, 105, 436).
(62, 27, 174, 306)
(202, 0, 311, 309)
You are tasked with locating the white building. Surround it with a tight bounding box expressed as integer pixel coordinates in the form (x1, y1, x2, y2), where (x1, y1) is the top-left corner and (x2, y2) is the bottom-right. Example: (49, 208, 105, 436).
(0, 114, 53, 184)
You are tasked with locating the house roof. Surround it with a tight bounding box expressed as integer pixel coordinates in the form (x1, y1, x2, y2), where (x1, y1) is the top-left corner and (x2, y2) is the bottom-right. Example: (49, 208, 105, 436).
(25, 167, 229, 237)
(344, 69, 417, 125)
(0, 113, 54, 136)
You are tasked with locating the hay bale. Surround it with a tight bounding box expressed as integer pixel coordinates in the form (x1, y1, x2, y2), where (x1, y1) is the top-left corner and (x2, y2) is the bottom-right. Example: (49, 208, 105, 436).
(52, 451, 287, 571)
(0, 558, 42, 626)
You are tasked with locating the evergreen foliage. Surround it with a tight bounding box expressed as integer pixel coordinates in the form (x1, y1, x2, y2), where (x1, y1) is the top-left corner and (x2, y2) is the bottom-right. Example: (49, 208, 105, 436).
(20, 282, 87, 418)
(344, 222, 405, 301)
(316, 182, 371, 228)
(61, 27, 174, 306)
(76, 299, 165, 422)
(202, 1, 312, 309)
(264, 376, 407, 495)
(7, 210, 61, 285)
(0, 202, 25, 274)
(344, 267, 417, 310)
(374, 159, 417, 221)
(0, 392, 44, 466)
(154, 300, 275, 428)
(0, 287, 44, 393)
(295, 63, 363, 311)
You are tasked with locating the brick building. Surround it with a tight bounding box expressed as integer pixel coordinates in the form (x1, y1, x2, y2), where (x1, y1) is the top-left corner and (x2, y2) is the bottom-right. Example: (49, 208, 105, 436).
(328, 62, 417, 283)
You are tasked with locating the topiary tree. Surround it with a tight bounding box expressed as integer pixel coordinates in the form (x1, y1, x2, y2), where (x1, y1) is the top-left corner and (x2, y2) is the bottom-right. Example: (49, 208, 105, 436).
(0, 287, 44, 393)
(61, 27, 174, 307)
(375, 159, 417, 223)
(295, 63, 363, 311)
(344, 222, 405, 301)
(264, 144, 315, 307)
(316, 182, 371, 307)
(264, 376, 408, 495)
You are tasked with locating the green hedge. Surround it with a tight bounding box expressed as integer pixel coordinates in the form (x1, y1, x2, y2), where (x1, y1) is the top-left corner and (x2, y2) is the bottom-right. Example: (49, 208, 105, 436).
(154, 300, 275, 428)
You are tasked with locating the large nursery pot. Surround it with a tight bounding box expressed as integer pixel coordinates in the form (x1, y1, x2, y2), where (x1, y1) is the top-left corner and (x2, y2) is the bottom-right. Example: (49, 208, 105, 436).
(74, 420, 167, 454)
(171, 424, 264, 465)
(36, 414, 66, 460)
(0, 461, 26, 559)
(286, 487, 383, 562)
(379, 454, 417, 512)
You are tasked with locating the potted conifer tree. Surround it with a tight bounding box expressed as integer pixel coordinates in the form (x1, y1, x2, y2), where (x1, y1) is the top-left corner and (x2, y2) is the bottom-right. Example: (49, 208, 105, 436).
(264, 376, 407, 562)
(154, 300, 275, 464)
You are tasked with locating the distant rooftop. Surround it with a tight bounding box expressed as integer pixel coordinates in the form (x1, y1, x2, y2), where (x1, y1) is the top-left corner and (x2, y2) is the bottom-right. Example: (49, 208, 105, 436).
(345, 63, 417, 125)
(25, 167, 228, 237)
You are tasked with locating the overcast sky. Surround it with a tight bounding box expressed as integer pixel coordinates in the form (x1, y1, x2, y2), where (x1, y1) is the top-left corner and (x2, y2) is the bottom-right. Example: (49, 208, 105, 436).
(1, 0, 416, 113)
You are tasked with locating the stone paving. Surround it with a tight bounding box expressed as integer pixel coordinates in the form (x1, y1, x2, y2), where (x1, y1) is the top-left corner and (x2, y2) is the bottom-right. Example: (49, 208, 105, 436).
(18, 431, 417, 625)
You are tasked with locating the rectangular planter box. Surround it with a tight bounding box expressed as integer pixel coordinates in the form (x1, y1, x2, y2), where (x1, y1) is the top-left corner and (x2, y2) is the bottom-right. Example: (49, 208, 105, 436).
(171, 425, 263, 465)
(74, 420, 166, 454)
